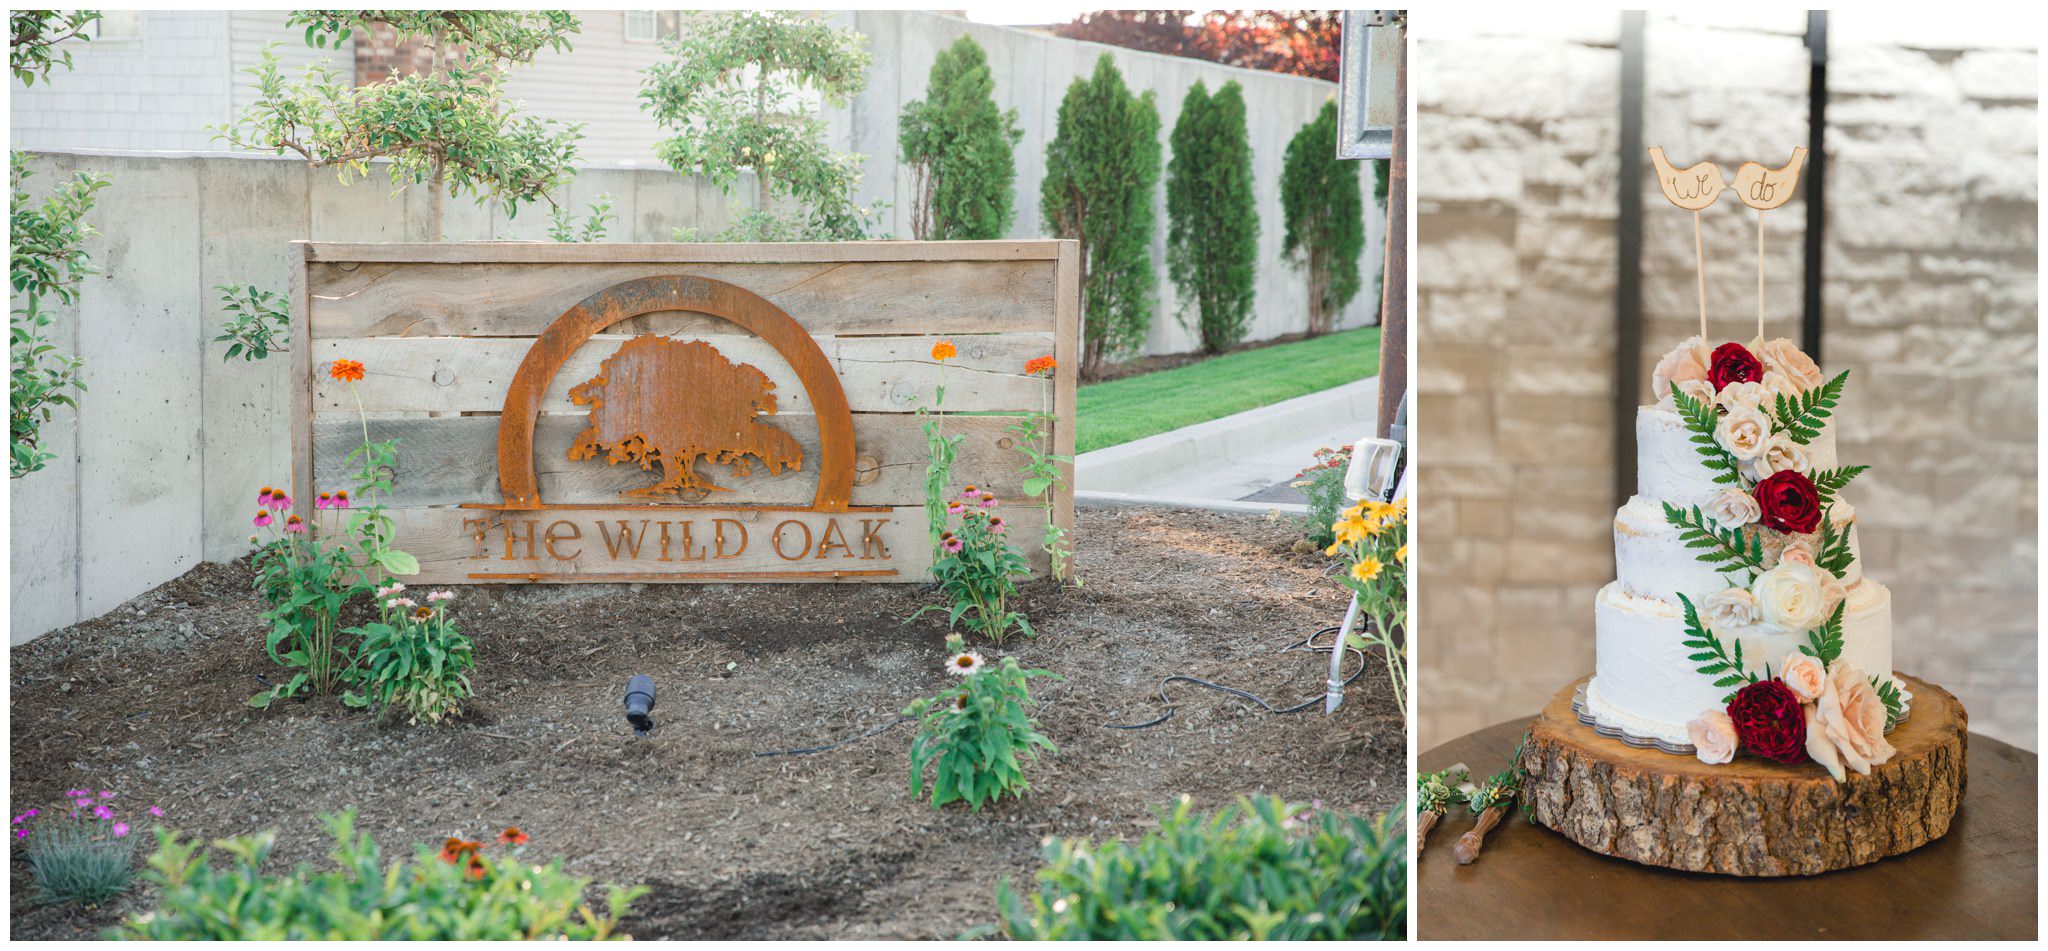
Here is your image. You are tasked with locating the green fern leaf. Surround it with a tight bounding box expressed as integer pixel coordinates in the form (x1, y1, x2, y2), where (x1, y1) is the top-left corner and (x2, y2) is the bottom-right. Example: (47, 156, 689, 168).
(1773, 370, 1849, 445)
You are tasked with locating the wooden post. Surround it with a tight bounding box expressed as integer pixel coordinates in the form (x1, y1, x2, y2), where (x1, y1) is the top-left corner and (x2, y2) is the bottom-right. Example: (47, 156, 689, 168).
(1374, 21, 1406, 440)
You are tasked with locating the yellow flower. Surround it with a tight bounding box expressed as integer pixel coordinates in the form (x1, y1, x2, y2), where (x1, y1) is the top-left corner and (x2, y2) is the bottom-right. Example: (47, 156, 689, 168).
(1396, 543, 1408, 563)
(1325, 542, 1343, 557)
(1351, 558, 1383, 583)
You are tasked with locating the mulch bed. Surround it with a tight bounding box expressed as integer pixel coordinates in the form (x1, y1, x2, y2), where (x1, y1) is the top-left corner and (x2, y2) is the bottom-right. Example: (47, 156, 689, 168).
(8, 508, 1401, 940)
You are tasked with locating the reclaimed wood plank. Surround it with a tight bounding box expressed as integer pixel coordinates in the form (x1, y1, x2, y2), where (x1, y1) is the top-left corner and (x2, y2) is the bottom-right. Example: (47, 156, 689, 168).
(1051, 239, 1080, 578)
(307, 333, 1053, 416)
(311, 413, 1034, 508)
(381, 502, 1050, 585)
(289, 244, 314, 519)
(307, 259, 1057, 338)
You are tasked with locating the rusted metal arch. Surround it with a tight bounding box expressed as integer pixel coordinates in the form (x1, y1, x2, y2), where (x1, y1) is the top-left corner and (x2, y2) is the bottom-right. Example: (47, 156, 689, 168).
(494, 275, 855, 511)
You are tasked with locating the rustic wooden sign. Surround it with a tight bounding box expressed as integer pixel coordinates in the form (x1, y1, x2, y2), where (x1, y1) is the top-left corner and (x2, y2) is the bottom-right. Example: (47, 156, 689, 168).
(289, 241, 1079, 585)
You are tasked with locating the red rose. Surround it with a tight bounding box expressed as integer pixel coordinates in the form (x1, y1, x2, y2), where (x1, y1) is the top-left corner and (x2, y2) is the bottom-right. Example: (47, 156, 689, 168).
(1754, 470, 1822, 534)
(1725, 680, 1808, 764)
(1708, 342, 1763, 390)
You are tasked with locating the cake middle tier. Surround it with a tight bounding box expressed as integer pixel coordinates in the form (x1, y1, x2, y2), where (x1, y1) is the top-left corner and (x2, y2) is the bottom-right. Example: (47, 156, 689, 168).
(1588, 579, 1895, 747)
(1637, 403, 1839, 512)
(1613, 494, 1864, 599)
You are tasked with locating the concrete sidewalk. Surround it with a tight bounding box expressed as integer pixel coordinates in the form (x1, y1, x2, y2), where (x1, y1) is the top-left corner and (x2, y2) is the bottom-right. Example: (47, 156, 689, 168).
(1076, 377, 1378, 512)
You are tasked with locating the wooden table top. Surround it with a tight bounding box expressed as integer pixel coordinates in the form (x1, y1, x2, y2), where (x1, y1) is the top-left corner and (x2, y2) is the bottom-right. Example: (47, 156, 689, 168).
(1419, 717, 2039, 940)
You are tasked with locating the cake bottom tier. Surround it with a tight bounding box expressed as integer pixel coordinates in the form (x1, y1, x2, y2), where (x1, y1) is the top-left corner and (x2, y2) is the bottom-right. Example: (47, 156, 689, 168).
(1521, 675, 1967, 876)
(1589, 579, 1894, 746)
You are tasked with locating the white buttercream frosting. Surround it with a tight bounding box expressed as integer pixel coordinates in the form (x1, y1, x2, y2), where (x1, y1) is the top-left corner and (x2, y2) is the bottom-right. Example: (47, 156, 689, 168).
(1636, 404, 1839, 513)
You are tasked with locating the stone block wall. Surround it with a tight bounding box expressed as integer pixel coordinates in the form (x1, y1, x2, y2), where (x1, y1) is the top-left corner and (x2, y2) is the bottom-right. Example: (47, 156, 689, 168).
(1417, 11, 2038, 751)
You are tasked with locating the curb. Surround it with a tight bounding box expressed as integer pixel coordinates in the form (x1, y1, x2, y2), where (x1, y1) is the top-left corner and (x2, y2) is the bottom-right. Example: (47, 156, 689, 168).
(1075, 377, 1377, 495)
(1075, 490, 1310, 516)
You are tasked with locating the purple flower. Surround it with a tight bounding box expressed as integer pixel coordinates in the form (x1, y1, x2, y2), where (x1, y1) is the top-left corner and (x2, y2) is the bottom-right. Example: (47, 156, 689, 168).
(92, 804, 113, 820)
(148, 806, 164, 818)
(12, 829, 23, 839)
(75, 797, 93, 808)
(112, 822, 129, 838)
(98, 790, 114, 799)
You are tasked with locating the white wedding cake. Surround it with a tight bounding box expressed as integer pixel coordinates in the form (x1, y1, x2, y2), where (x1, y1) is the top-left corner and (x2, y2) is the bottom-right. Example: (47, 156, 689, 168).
(1583, 336, 1901, 755)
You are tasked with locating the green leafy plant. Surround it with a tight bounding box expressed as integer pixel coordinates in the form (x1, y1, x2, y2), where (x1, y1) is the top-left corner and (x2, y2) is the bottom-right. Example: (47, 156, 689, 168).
(1669, 382, 1744, 485)
(11, 10, 99, 87)
(1166, 79, 1259, 353)
(214, 282, 291, 361)
(993, 796, 1405, 940)
(899, 34, 1021, 240)
(915, 485, 1034, 643)
(248, 486, 359, 708)
(1770, 369, 1849, 444)
(10, 156, 110, 478)
(1291, 444, 1351, 549)
(1280, 99, 1364, 336)
(1808, 464, 1869, 508)
(906, 635, 1058, 811)
(1007, 354, 1074, 582)
(1331, 498, 1407, 719)
(1676, 591, 1757, 702)
(640, 11, 879, 242)
(546, 193, 614, 243)
(919, 339, 965, 559)
(1815, 514, 1855, 578)
(15, 788, 154, 906)
(1798, 600, 1848, 666)
(114, 811, 644, 940)
(213, 11, 584, 241)
(346, 586, 474, 725)
(1661, 501, 1767, 578)
(1872, 676, 1905, 730)
(1041, 54, 1161, 375)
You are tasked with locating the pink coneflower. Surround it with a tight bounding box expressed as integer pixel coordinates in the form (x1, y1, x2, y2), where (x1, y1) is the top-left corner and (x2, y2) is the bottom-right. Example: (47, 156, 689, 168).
(387, 597, 417, 610)
(272, 491, 293, 511)
(375, 582, 405, 599)
(988, 516, 1007, 534)
(258, 487, 275, 506)
(941, 533, 963, 554)
(946, 500, 964, 515)
(961, 485, 979, 499)
(980, 491, 998, 509)
(332, 489, 349, 509)
(946, 651, 985, 676)
(316, 491, 334, 510)
(284, 515, 307, 534)
(148, 806, 163, 817)
(253, 510, 273, 528)
(427, 590, 455, 602)
(111, 822, 129, 838)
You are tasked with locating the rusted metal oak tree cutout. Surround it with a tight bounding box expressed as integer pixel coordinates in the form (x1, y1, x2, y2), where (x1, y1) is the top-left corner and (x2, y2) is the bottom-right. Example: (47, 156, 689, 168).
(567, 335, 805, 502)
(491, 275, 855, 512)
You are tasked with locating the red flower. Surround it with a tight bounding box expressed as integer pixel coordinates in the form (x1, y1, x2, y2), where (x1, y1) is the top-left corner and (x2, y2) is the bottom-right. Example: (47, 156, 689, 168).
(498, 827, 528, 846)
(329, 358, 366, 383)
(1024, 355, 1056, 376)
(1754, 470, 1822, 534)
(1726, 680, 1808, 764)
(1708, 342, 1763, 390)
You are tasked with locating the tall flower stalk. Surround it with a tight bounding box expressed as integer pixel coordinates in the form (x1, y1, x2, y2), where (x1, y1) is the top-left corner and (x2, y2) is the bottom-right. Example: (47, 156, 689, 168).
(1007, 355, 1075, 583)
(920, 340, 964, 562)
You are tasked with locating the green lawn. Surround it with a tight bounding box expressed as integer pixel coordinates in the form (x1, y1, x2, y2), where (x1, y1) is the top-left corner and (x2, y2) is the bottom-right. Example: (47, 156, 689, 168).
(1076, 327, 1380, 453)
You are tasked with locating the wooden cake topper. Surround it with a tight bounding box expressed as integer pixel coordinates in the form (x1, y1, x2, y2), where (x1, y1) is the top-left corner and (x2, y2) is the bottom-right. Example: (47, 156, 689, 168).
(567, 334, 804, 502)
(1648, 146, 1807, 341)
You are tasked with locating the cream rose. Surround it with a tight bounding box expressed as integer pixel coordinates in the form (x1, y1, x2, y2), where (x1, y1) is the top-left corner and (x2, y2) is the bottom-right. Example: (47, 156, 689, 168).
(1687, 709, 1738, 765)
(1758, 369, 1802, 402)
(1757, 338, 1825, 393)
(1778, 539, 1817, 570)
(1820, 573, 1849, 616)
(1703, 586, 1761, 630)
(1751, 435, 1813, 479)
(1715, 405, 1772, 460)
(1713, 380, 1771, 415)
(1651, 336, 1711, 401)
(1751, 559, 1829, 635)
(1705, 487, 1762, 530)
(1805, 664, 1897, 782)
(1672, 378, 1715, 407)
(1779, 651, 1828, 703)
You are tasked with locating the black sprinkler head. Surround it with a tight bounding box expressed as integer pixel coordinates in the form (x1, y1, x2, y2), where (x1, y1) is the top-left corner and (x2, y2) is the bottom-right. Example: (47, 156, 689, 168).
(624, 674, 656, 735)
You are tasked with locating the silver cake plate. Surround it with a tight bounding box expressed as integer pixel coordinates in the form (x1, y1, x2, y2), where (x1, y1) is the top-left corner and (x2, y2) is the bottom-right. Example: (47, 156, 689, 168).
(1571, 681, 1915, 759)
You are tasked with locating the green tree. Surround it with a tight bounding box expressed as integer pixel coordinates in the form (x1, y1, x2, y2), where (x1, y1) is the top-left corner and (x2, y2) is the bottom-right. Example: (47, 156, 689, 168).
(1165, 79, 1259, 353)
(10, 10, 104, 478)
(1280, 99, 1364, 336)
(10, 9, 99, 86)
(214, 10, 585, 242)
(1041, 54, 1161, 375)
(898, 34, 1021, 240)
(640, 11, 878, 242)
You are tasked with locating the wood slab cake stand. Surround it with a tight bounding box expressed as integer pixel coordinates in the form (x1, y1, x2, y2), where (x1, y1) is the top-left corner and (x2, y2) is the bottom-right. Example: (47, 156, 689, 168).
(1519, 674, 1966, 877)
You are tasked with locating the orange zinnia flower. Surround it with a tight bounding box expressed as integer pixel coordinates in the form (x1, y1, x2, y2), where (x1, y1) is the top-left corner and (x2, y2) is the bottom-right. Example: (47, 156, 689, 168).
(329, 358, 365, 382)
(1024, 355, 1056, 376)
(930, 340, 957, 362)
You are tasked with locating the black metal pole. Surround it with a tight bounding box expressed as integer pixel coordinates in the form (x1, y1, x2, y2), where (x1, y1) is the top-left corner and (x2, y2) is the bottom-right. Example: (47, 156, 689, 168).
(1614, 11, 1646, 512)
(1803, 11, 1829, 363)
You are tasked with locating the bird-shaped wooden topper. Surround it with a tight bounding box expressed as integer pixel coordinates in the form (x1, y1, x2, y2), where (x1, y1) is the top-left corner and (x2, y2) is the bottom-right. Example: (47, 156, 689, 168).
(1648, 147, 1808, 340)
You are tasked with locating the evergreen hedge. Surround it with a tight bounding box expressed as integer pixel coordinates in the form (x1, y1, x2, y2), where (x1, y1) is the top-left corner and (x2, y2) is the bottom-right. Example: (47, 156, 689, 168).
(1166, 79, 1260, 353)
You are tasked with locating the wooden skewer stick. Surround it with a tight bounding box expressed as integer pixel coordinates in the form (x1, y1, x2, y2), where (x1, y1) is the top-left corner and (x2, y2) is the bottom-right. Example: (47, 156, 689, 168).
(1757, 208, 1766, 343)
(1694, 209, 1708, 341)
(1454, 805, 1508, 865)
